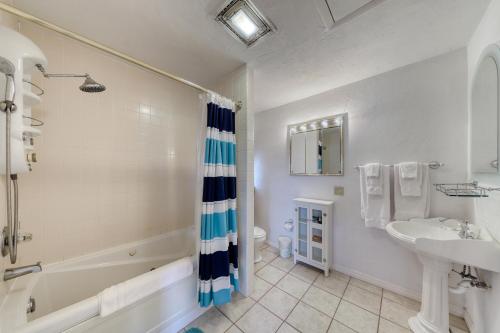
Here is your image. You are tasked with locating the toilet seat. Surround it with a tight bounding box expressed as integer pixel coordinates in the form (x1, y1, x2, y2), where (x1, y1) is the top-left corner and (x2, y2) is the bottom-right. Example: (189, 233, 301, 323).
(254, 226, 266, 239)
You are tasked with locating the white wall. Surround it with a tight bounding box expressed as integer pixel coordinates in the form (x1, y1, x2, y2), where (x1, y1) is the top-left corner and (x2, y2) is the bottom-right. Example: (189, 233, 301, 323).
(210, 66, 255, 296)
(466, 0, 500, 331)
(255, 49, 469, 306)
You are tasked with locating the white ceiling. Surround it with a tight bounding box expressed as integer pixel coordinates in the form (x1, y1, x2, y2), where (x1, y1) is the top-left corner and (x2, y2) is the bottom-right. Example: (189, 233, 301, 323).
(12, 0, 491, 112)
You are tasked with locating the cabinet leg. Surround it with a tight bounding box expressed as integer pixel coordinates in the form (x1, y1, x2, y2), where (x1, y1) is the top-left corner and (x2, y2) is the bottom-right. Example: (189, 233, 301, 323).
(324, 268, 329, 277)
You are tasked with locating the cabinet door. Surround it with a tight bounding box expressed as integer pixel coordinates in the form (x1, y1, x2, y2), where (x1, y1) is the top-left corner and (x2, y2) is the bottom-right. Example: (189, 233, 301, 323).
(309, 207, 325, 265)
(296, 206, 308, 258)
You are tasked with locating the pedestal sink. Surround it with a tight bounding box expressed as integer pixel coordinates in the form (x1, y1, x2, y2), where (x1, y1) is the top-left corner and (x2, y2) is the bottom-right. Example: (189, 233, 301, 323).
(386, 219, 500, 333)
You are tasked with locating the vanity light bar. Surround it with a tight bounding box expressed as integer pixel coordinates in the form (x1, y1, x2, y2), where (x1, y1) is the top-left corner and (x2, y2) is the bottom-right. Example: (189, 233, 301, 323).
(289, 116, 344, 134)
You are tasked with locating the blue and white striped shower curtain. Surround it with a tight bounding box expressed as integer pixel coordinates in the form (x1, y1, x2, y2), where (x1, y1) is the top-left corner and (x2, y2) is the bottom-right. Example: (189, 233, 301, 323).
(198, 94, 239, 307)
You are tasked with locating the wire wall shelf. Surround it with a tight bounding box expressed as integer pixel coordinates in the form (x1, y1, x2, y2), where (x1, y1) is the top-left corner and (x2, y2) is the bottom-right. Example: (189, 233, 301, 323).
(434, 181, 500, 198)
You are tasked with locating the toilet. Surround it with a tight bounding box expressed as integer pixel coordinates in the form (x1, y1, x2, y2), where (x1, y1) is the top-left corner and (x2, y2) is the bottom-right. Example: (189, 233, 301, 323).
(254, 226, 267, 263)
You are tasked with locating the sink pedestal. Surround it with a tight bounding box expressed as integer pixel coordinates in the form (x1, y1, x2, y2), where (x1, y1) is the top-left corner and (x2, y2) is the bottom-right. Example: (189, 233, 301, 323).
(409, 253, 451, 333)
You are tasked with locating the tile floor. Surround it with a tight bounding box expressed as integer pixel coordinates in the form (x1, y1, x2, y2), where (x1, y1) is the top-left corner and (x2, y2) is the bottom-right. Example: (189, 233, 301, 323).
(183, 245, 470, 333)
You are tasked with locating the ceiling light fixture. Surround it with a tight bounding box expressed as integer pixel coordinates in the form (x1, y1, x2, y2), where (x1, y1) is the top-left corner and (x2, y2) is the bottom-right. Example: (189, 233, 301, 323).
(216, 0, 275, 47)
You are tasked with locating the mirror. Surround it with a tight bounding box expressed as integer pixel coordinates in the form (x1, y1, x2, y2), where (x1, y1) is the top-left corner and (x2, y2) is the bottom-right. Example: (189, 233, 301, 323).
(288, 114, 345, 176)
(471, 45, 500, 185)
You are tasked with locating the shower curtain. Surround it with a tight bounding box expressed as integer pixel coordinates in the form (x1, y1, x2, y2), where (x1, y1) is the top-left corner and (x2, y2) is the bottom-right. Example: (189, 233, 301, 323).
(198, 93, 239, 307)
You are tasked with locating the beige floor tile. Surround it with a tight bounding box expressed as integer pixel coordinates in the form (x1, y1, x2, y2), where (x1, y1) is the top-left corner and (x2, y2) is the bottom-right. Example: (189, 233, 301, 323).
(348, 278, 383, 295)
(259, 287, 299, 319)
(270, 256, 295, 272)
(328, 320, 356, 333)
(378, 318, 411, 333)
(334, 300, 379, 333)
(250, 276, 273, 301)
(302, 286, 341, 317)
(276, 273, 311, 299)
(255, 260, 267, 272)
(382, 290, 420, 311)
(342, 284, 382, 314)
(290, 263, 321, 283)
(256, 265, 287, 284)
(217, 293, 255, 322)
(380, 297, 418, 329)
(185, 308, 232, 333)
(287, 302, 332, 333)
(236, 303, 283, 333)
(314, 274, 349, 297)
(277, 322, 300, 333)
(450, 314, 469, 332)
(261, 249, 279, 263)
(226, 325, 243, 333)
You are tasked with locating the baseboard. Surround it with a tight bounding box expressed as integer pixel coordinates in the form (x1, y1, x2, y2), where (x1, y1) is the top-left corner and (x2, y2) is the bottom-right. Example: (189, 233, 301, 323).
(333, 264, 465, 317)
(266, 240, 278, 249)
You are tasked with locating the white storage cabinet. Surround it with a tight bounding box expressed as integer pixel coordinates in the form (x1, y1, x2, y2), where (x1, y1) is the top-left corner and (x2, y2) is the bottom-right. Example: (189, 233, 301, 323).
(293, 198, 334, 276)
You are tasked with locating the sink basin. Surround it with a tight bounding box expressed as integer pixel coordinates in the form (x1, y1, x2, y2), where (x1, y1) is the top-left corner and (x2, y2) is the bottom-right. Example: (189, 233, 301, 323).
(387, 219, 500, 272)
(386, 218, 500, 333)
(386, 219, 460, 250)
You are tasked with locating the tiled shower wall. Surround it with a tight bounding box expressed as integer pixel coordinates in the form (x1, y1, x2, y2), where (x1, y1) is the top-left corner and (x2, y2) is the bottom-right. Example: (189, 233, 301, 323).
(0, 16, 202, 273)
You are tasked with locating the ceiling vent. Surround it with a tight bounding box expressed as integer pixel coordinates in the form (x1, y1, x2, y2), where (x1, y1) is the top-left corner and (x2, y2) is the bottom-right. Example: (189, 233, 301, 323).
(314, 0, 384, 31)
(216, 0, 275, 47)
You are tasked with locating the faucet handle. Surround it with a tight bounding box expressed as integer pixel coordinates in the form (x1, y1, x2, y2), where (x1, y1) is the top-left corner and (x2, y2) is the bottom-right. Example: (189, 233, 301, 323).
(459, 219, 473, 239)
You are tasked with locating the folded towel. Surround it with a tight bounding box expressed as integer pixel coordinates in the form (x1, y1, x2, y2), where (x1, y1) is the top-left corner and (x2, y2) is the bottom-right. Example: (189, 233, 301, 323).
(363, 163, 383, 195)
(365, 163, 380, 178)
(394, 164, 430, 220)
(398, 162, 423, 197)
(360, 164, 391, 229)
(400, 162, 418, 179)
(99, 257, 193, 317)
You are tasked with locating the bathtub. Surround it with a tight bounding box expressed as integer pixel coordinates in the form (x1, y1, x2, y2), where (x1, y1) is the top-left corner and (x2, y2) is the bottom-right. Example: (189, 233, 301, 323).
(0, 227, 206, 333)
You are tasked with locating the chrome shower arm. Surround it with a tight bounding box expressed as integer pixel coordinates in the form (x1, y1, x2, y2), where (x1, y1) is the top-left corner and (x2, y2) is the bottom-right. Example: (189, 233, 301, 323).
(35, 64, 88, 78)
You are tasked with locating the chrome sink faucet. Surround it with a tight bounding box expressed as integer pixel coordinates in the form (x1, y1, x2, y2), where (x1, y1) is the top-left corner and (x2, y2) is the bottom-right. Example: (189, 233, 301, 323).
(459, 220, 473, 239)
(3, 262, 41, 281)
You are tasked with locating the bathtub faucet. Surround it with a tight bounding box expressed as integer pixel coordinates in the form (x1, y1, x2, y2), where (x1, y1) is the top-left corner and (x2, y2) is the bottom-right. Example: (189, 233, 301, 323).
(3, 262, 42, 281)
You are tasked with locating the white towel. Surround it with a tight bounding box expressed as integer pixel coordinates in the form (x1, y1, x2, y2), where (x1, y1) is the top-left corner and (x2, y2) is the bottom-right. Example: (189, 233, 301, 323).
(400, 162, 418, 179)
(398, 162, 423, 197)
(364, 163, 383, 195)
(99, 257, 193, 317)
(365, 163, 380, 178)
(394, 164, 430, 220)
(360, 164, 391, 229)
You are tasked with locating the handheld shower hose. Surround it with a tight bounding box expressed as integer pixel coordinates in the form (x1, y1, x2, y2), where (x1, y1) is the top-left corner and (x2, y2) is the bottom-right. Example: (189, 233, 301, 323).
(1, 60, 19, 264)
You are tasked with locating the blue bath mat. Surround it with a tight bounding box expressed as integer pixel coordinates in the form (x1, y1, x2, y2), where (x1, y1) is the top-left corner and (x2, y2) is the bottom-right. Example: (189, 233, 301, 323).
(186, 328, 203, 333)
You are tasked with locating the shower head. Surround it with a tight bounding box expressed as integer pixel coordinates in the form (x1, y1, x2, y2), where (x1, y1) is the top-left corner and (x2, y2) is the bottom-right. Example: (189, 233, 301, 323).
(0, 57, 15, 75)
(36, 64, 106, 93)
(0, 57, 16, 111)
(79, 75, 106, 93)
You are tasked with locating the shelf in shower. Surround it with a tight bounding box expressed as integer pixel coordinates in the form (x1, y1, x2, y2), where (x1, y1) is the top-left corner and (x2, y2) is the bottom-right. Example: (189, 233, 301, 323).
(23, 125, 41, 137)
(23, 90, 41, 107)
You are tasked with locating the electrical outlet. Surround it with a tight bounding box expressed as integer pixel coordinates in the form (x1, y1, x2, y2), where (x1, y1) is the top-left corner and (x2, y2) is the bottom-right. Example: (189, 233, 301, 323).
(334, 186, 344, 196)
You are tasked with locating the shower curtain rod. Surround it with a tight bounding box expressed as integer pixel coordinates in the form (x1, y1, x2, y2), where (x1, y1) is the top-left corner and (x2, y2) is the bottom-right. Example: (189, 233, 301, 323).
(0, 3, 242, 111)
